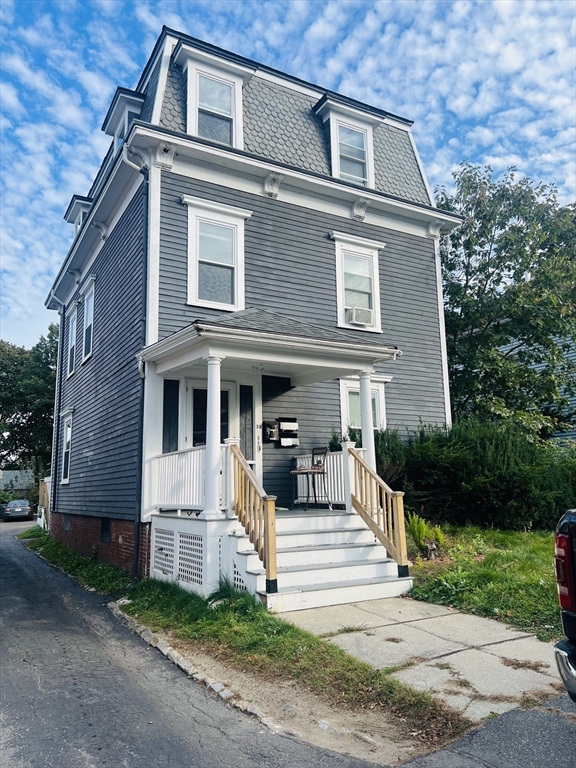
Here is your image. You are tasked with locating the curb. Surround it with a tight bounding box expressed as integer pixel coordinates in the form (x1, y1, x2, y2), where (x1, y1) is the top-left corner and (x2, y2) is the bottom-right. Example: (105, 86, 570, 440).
(107, 599, 286, 733)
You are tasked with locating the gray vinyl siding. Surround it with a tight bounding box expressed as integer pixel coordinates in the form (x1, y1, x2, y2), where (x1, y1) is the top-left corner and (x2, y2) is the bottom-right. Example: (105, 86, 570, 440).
(158, 66, 429, 204)
(55, 184, 146, 520)
(557, 345, 576, 440)
(262, 377, 341, 508)
(159, 171, 447, 435)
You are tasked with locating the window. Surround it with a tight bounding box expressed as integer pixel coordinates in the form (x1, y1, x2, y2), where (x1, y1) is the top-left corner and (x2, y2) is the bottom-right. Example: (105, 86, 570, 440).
(182, 196, 252, 311)
(313, 98, 377, 188)
(331, 231, 384, 332)
(62, 416, 72, 483)
(198, 74, 233, 145)
(100, 518, 111, 543)
(64, 513, 71, 531)
(338, 124, 368, 186)
(174, 46, 251, 150)
(80, 277, 95, 361)
(339, 377, 390, 434)
(163, 379, 180, 454)
(67, 310, 77, 377)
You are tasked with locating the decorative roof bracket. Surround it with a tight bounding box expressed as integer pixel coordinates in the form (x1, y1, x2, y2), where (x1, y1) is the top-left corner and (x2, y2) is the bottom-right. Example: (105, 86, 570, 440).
(91, 221, 107, 241)
(154, 142, 176, 170)
(352, 198, 370, 221)
(264, 172, 285, 199)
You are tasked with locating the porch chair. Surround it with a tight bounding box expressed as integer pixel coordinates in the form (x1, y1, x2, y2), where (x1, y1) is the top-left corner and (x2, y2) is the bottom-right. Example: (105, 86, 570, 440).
(290, 447, 333, 511)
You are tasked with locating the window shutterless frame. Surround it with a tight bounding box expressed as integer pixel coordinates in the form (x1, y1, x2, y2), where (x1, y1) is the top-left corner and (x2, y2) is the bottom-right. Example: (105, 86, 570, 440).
(79, 276, 95, 361)
(181, 196, 252, 312)
(61, 416, 72, 483)
(331, 231, 384, 333)
(339, 376, 391, 434)
(67, 309, 77, 378)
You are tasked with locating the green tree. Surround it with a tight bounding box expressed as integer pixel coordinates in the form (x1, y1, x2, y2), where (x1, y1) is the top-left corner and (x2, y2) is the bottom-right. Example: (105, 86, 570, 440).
(436, 164, 576, 436)
(0, 324, 58, 474)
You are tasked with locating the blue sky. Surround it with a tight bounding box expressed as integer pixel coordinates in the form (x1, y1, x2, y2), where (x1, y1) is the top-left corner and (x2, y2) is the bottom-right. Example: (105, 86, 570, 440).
(1, 0, 575, 348)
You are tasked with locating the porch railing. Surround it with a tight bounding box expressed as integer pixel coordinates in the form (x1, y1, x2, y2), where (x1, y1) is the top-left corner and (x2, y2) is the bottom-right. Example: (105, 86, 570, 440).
(230, 444, 278, 593)
(294, 448, 366, 505)
(153, 445, 228, 510)
(347, 446, 409, 573)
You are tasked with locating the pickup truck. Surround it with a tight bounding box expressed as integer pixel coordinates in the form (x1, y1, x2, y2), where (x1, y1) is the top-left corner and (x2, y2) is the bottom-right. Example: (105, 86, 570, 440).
(554, 509, 576, 703)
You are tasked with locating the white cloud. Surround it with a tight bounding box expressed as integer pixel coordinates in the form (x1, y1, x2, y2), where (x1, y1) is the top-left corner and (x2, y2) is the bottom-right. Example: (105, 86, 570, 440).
(0, 81, 25, 117)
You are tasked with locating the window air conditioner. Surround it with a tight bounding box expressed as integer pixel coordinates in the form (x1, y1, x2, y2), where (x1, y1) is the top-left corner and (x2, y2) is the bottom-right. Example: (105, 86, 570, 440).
(345, 307, 373, 326)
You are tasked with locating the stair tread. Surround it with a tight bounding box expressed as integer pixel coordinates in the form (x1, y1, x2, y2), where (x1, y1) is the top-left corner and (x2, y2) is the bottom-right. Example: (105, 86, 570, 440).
(236, 541, 381, 557)
(246, 558, 394, 576)
(232, 525, 371, 539)
(261, 575, 412, 595)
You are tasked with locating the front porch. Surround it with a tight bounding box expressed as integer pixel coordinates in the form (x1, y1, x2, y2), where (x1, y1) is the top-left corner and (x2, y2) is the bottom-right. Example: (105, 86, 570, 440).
(140, 309, 411, 611)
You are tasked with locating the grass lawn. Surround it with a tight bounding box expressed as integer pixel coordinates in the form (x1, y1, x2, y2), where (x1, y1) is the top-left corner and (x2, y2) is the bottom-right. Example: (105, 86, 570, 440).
(410, 526, 561, 642)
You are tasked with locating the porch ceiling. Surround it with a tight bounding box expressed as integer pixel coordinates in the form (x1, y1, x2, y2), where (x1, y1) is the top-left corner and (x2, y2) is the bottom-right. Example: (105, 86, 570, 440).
(140, 308, 402, 386)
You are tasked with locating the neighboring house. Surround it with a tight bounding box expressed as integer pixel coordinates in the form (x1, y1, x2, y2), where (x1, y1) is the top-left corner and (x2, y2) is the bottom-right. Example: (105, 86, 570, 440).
(46, 27, 461, 611)
(0, 469, 34, 496)
(557, 344, 576, 440)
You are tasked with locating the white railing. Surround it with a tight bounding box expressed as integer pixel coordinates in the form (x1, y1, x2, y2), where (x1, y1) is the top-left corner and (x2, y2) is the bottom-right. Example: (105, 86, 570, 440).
(294, 449, 366, 505)
(153, 444, 228, 511)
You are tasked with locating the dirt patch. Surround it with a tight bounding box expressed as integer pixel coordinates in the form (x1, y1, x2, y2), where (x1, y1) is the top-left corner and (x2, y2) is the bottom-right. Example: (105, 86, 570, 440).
(500, 657, 551, 673)
(166, 633, 425, 765)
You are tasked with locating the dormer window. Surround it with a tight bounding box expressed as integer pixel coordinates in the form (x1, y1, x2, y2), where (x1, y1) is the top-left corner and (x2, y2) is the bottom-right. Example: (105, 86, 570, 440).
(102, 88, 145, 155)
(314, 96, 379, 189)
(64, 195, 93, 238)
(174, 43, 254, 151)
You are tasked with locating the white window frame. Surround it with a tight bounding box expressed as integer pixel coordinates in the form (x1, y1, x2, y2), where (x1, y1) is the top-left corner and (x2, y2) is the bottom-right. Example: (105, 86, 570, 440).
(332, 119, 374, 188)
(67, 307, 77, 378)
(80, 276, 95, 362)
(184, 61, 245, 150)
(339, 376, 391, 434)
(331, 231, 384, 333)
(61, 411, 73, 484)
(181, 195, 252, 312)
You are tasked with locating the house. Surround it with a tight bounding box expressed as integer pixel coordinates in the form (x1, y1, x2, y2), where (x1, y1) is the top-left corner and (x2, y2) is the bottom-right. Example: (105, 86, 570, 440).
(45, 26, 461, 611)
(0, 469, 35, 496)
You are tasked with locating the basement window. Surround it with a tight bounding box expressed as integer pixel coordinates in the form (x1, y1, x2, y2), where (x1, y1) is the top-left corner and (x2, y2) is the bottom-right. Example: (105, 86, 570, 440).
(100, 517, 111, 543)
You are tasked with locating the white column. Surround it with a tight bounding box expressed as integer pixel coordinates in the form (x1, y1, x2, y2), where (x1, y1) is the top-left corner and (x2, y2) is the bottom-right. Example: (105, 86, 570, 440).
(200, 356, 224, 520)
(359, 372, 376, 471)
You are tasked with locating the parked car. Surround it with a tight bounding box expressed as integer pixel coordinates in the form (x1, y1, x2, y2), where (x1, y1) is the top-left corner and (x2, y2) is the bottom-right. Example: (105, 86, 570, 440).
(2, 500, 34, 521)
(554, 509, 576, 703)
(0, 503, 7, 520)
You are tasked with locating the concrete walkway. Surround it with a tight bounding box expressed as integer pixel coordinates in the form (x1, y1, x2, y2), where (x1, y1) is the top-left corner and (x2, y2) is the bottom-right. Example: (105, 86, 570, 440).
(279, 597, 563, 722)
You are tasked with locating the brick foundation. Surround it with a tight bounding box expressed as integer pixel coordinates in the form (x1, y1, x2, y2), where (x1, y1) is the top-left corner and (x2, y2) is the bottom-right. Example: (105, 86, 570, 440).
(50, 512, 150, 579)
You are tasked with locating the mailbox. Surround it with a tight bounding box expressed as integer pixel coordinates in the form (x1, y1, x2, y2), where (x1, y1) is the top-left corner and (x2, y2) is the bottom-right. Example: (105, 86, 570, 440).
(277, 417, 299, 447)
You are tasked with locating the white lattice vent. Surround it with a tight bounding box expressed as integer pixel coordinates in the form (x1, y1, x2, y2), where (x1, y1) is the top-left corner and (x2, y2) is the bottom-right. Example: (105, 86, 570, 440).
(178, 532, 203, 585)
(153, 529, 175, 576)
(233, 563, 247, 591)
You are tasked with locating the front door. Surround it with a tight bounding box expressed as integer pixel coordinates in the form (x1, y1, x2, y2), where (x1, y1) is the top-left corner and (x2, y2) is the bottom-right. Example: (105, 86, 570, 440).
(184, 377, 262, 482)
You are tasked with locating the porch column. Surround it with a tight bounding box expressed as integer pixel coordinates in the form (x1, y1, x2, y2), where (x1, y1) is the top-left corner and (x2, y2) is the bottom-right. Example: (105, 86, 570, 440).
(359, 372, 376, 471)
(200, 355, 225, 520)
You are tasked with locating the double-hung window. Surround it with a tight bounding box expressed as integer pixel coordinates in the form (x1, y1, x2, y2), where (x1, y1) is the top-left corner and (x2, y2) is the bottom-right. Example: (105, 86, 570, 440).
(182, 196, 252, 311)
(338, 125, 368, 186)
(61, 413, 73, 483)
(80, 277, 95, 361)
(198, 74, 234, 146)
(67, 309, 77, 377)
(332, 231, 384, 332)
(339, 377, 390, 434)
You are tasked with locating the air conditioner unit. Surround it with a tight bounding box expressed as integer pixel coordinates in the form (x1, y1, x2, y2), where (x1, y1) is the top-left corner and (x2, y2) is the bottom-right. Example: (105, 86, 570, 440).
(345, 307, 373, 326)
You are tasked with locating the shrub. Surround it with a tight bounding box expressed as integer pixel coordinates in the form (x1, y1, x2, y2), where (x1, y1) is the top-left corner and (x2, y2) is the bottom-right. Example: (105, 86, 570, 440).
(406, 512, 445, 556)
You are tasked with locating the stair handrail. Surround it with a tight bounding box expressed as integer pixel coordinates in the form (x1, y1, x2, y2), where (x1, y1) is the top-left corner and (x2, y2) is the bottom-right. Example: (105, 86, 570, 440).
(230, 444, 278, 593)
(348, 446, 409, 572)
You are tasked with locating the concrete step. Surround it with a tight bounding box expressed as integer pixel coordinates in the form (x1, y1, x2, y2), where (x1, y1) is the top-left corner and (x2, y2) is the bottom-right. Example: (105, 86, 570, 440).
(260, 576, 413, 612)
(247, 558, 397, 588)
(237, 541, 386, 569)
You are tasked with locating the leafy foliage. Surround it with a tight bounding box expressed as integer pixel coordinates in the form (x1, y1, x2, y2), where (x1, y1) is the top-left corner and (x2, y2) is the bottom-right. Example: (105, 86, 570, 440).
(436, 164, 576, 436)
(0, 324, 58, 474)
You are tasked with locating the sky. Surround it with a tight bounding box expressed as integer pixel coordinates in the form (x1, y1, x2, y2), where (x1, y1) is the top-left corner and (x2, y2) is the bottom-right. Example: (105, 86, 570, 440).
(1, 0, 575, 349)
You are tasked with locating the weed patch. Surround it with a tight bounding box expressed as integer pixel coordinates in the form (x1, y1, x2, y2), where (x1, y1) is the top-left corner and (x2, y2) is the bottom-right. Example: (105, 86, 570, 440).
(411, 526, 561, 641)
(22, 529, 130, 593)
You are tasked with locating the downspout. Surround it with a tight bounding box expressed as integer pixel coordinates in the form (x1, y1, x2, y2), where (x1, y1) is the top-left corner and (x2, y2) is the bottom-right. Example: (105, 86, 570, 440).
(50, 294, 66, 524)
(131, 166, 149, 581)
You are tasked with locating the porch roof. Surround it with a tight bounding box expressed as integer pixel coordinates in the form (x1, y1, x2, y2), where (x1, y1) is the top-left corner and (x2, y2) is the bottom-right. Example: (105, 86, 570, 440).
(140, 308, 402, 386)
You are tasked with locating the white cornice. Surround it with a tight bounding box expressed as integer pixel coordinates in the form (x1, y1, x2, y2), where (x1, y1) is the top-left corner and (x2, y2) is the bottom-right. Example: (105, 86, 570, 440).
(174, 43, 255, 84)
(314, 97, 384, 127)
(180, 195, 252, 219)
(329, 231, 386, 251)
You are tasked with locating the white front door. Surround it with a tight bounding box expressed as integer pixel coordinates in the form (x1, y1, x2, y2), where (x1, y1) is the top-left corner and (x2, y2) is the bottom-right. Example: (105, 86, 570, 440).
(183, 375, 263, 483)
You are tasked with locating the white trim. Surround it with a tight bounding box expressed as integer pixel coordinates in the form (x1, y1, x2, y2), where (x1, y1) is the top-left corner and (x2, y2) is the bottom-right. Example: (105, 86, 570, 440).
(339, 376, 388, 433)
(78, 274, 96, 296)
(330, 230, 386, 251)
(254, 69, 322, 99)
(60, 407, 75, 418)
(66, 308, 77, 378)
(181, 195, 252, 220)
(147, 164, 161, 345)
(151, 35, 179, 125)
(433, 236, 452, 425)
(408, 130, 434, 205)
(184, 199, 250, 312)
(181, 57, 245, 150)
(333, 235, 383, 334)
(82, 282, 95, 361)
(315, 97, 384, 128)
(317, 105, 377, 188)
(59, 173, 145, 309)
(61, 415, 72, 484)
